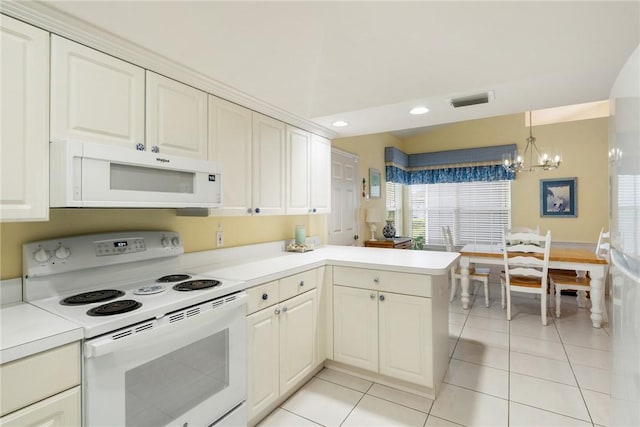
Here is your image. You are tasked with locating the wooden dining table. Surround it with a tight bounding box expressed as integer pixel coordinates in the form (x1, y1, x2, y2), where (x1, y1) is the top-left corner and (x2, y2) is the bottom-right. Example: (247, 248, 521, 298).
(458, 244, 609, 328)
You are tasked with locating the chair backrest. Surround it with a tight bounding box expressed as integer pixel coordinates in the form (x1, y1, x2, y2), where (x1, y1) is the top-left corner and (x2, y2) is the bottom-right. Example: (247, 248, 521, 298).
(443, 226, 455, 252)
(595, 228, 611, 260)
(502, 228, 552, 287)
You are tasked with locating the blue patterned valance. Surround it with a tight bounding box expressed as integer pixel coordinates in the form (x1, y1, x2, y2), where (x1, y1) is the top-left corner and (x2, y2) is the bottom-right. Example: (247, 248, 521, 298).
(385, 145, 516, 185)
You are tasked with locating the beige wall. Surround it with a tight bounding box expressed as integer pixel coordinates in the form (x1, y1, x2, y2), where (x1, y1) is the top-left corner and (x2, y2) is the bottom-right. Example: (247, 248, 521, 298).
(336, 113, 610, 245)
(332, 133, 403, 244)
(0, 211, 327, 280)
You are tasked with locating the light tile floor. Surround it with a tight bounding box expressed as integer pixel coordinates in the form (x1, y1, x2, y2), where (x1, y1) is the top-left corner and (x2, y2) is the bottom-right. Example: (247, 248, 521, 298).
(257, 282, 611, 426)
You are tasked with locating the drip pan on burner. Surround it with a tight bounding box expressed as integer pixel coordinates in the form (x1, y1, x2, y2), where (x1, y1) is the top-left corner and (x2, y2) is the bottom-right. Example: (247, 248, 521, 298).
(173, 279, 221, 291)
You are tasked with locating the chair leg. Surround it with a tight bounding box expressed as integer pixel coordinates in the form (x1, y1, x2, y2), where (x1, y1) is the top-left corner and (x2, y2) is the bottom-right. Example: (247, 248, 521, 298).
(577, 290, 587, 308)
(506, 288, 512, 320)
(501, 281, 505, 309)
(541, 292, 547, 326)
(449, 277, 457, 302)
(555, 285, 562, 318)
(484, 279, 490, 308)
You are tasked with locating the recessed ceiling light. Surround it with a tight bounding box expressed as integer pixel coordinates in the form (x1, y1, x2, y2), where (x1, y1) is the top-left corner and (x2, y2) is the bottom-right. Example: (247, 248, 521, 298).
(409, 106, 429, 115)
(332, 120, 349, 127)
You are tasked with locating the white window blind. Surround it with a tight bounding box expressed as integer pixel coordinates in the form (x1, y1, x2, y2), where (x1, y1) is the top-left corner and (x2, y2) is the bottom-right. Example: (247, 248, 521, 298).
(617, 174, 640, 255)
(410, 181, 511, 245)
(386, 181, 403, 235)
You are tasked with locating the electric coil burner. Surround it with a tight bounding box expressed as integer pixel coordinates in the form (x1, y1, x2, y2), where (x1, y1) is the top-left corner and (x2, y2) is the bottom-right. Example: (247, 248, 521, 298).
(87, 299, 142, 316)
(61, 289, 125, 305)
(173, 279, 221, 292)
(157, 274, 192, 283)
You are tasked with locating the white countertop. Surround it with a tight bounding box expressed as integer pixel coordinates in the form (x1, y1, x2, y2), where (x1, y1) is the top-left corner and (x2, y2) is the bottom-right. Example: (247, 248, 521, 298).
(1, 302, 83, 364)
(189, 245, 459, 287)
(2, 244, 457, 363)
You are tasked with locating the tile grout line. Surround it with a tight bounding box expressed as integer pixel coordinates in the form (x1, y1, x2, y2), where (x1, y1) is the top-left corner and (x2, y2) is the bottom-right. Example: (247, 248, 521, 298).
(336, 381, 372, 427)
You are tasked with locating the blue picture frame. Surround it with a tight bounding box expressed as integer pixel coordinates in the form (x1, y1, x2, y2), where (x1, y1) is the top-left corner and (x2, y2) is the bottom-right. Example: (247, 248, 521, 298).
(540, 177, 577, 217)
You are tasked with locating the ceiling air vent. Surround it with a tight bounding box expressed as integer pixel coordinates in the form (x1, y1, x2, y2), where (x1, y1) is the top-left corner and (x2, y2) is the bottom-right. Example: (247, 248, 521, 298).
(449, 91, 494, 108)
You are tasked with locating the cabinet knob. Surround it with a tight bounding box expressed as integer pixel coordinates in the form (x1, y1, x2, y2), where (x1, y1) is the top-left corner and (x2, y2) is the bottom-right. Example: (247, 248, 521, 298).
(262, 293, 269, 300)
(370, 293, 376, 300)
(135, 143, 145, 151)
(282, 306, 288, 313)
(373, 277, 380, 284)
(255, 207, 261, 214)
(247, 208, 253, 214)
(151, 145, 160, 153)
(275, 308, 281, 315)
(379, 294, 385, 302)
(299, 280, 304, 287)
(312, 208, 317, 213)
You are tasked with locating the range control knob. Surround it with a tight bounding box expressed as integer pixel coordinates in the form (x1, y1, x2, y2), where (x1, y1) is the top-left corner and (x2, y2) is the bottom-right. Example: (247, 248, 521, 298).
(161, 237, 170, 247)
(171, 237, 180, 247)
(55, 246, 71, 260)
(34, 248, 51, 263)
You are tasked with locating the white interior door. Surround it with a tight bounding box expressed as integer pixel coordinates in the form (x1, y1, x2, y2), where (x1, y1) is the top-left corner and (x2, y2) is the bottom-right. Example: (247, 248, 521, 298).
(328, 149, 359, 246)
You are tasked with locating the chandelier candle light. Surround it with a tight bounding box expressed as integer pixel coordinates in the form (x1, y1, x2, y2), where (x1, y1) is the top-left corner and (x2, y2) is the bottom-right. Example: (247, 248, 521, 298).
(503, 111, 561, 173)
(365, 208, 381, 241)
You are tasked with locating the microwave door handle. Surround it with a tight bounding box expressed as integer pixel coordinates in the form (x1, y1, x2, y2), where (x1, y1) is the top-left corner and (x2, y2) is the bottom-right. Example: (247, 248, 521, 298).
(84, 293, 247, 359)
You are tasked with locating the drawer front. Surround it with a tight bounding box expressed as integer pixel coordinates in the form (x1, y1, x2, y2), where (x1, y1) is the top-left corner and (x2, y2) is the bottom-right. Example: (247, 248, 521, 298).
(0, 386, 80, 426)
(280, 269, 318, 302)
(246, 280, 280, 315)
(0, 342, 80, 417)
(333, 266, 431, 297)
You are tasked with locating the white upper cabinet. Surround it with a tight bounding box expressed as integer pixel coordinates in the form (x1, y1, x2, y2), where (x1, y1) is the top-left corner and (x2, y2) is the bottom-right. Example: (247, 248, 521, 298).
(0, 16, 49, 222)
(252, 113, 286, 215)
(285, 126, 311, 215)
(208, 96, 253, 215)
(310, 134, 331, 214)
(50, 35, 145, 149)
(146, 71, 207, 159)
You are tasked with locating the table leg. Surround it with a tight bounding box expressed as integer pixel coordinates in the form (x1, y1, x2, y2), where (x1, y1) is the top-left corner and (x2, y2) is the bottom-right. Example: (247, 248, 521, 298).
(589, 266, 606, 328)
(460, 256, 471, 310)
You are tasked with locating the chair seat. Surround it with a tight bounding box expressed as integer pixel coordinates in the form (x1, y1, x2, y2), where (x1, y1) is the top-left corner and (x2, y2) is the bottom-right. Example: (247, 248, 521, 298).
(549, 272, 591, 287)
(454, 266, 490, 278)
(500, 273, 543, 288)
(548, 268, 590, 278)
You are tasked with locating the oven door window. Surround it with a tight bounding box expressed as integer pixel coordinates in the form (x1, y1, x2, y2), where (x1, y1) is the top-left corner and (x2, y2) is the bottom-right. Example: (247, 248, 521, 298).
(125, 329, 229, 427)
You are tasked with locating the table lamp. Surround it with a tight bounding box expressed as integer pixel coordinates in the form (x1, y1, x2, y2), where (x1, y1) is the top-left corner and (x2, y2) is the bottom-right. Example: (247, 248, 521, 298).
(365, 208, 381, 241)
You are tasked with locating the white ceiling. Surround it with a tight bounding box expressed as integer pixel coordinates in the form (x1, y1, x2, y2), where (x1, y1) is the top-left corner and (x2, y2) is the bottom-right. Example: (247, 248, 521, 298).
(44, 1, 640, 138)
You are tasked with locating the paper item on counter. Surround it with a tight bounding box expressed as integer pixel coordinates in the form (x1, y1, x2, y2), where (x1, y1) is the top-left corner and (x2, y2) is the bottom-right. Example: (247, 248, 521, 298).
(286, 242, 314, 253)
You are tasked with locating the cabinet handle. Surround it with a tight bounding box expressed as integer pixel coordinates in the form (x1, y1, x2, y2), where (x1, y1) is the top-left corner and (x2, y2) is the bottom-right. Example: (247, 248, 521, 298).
(135, 143, 145, 151)
(255, 207, 261, 214)
(275, 308, 280, 315)
(312, 208, 317, 213)
(299, 280, 304, 287)
(379, 294, 385, 302)
(373, 277, 380, 284)
(261, 293, 269, 300)
(151, 145, 160, 153)
(370, 293, 376, 300)
(282, 306, 288, 313)
(247, 208, 253, 214)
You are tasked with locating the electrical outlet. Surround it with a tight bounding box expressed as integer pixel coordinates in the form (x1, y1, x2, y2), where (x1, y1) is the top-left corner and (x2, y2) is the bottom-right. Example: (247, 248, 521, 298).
(216, 231, 224, 247)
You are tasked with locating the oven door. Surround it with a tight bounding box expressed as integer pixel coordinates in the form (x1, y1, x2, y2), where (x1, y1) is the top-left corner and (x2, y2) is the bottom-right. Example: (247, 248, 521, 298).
(83, 293, 247, 427)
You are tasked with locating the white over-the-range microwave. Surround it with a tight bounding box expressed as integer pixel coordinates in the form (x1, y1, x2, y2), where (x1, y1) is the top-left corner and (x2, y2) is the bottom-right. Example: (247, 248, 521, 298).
(50, 140, 222, 208)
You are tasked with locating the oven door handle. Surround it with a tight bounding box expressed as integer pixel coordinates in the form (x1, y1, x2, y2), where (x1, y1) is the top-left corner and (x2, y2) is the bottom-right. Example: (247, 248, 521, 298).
(84, 292, 247, 359)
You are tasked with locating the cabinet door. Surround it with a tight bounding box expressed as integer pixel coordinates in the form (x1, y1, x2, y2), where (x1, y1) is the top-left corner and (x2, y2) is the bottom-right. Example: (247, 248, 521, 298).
(310, 134, 331, 214)
(146, 71, 207, 158)
(279, 289, 317, 394)
(332, 285, 378, 372)
(252, 113, 285, 215)
(0, 16, 49, 222)
(379, 292, 433, 386)
(0, 387, 80, 427)
(246, 306, 280, 420)
(50, 35, 144, 149)
(208, 96, 253, 215)
(285, 126, 311, 214)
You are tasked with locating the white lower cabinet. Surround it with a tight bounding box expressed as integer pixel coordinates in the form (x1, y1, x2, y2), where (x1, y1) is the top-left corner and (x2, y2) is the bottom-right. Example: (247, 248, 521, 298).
(333, 267, 435, 387)
(246, 270, 321, 423)
(0, 342, 81, 425)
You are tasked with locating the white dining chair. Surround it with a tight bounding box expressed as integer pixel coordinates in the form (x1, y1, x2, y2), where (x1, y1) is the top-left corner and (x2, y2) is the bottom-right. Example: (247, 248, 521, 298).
(443, 226, 491, 307)
(550, 228, 610, 320)
(500, 228, 552, 325)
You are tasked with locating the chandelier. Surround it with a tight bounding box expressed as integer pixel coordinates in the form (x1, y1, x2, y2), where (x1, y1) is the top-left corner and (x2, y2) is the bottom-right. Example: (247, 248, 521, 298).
(503, 111, 561, 173)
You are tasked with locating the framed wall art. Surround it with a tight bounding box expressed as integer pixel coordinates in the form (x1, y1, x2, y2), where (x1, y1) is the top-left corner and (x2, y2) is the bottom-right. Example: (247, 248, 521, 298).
(540, 177, 577, 217)
(369, 168, 381, 199)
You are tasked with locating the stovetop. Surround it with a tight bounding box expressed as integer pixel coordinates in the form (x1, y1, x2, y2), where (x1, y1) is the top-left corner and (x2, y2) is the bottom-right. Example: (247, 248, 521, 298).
(23, 231, 245, 339)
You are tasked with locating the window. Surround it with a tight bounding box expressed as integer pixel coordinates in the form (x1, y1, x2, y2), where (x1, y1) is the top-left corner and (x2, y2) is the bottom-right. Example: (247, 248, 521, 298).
(386, 181, 403, 235)
(617, 174, 640, 255)
(410, 180, 511, 245)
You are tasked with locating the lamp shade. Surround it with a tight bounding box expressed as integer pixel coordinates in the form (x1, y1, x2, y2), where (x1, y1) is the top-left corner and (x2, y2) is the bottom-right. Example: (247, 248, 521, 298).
(365, 208, 381, 223)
